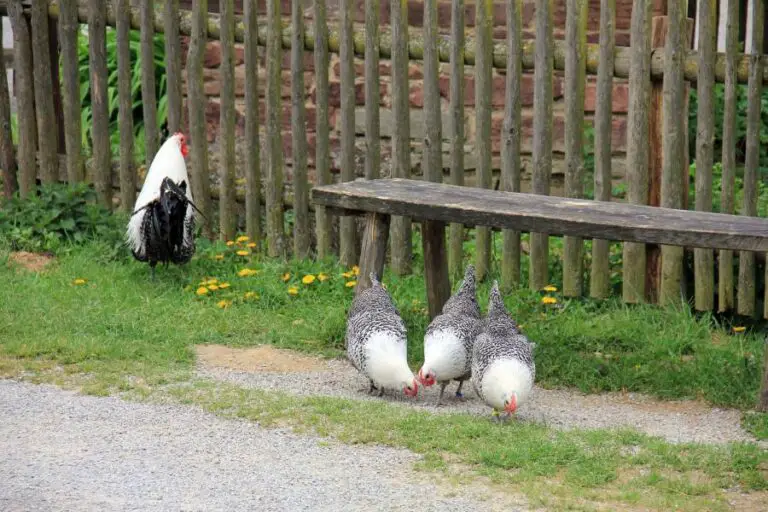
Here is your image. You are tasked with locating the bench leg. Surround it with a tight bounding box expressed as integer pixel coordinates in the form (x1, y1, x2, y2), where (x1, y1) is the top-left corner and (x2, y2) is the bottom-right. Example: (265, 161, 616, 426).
(422, 220, 451, 320)
(760, 336, 768, 411)
(355, 212, 391, 297)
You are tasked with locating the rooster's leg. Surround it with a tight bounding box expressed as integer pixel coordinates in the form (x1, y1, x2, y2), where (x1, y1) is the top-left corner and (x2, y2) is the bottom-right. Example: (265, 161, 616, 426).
(368, 380, 377, 395)
(436, 381, 448, 406)
(150, 263, 157, 281)
(455, 380, 465, 399)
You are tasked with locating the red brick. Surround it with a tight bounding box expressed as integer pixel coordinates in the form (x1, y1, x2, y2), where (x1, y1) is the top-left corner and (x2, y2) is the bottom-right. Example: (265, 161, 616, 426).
(584, 81, 629, 113)
(204, 41, 222, 68)
(310, 80, 366, 108)
(331, 60, 366, 78)
(409, 81, 424, 108)
(438, 72, 562, 108)
(282, 50, 316, 72)
(256, 102, 317, 132)
(611, 116, 627, 151)
(520, 115, 567, 153)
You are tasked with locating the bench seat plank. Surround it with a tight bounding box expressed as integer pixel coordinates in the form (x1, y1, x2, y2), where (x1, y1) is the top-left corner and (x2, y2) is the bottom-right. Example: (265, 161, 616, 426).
(311, 179, 768, 252)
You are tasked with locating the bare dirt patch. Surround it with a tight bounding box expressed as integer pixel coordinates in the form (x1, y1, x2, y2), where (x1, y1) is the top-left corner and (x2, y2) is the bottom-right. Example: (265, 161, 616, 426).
(7, 251, 55, 273)
(195, 344, 327, 373)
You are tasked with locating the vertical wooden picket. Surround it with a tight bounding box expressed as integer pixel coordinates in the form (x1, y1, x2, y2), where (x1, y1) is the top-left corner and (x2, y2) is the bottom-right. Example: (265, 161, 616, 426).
(140, 0, 159, 164)
(474, 0, 493, 282)
(365, 0, 381, 183)
(314, 0, 332, 259)
(266, 0, 286, 258)
(0, 17, 17, 198)
(219, 0, 237, 241)
(59, 0, 84, 185)
(291, 0, 310, 259)
(244, 0, 262, 249)
(88, 0, 111, 208)
(448, 0, 466, 279)
(164, 0, 183, 134)
(116, 0, 135, 212)
(30, 0, 58, 184)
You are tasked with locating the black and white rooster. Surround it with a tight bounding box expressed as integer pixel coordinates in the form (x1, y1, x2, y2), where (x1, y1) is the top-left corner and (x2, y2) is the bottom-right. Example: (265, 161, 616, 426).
(126, 133, 203, 279)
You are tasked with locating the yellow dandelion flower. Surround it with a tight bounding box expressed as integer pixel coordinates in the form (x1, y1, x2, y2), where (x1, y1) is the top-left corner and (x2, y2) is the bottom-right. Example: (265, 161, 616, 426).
(317, 273, 328, 282)
(282, 273, 291, 282)
(733, 326, 746, 333)
(244, 291, 259, 300)
(72, 278, 87, 286)
(206, 278, 218, 285)
(247, 242, 257, 249)
(288, 286, 299, 295)
(352, 265, 360, 276)
(543, 285, 558, 292)
(238, 268, 257, 277)
(236, 250, 250, 256)
(196, 286, 209, 296)
(219, 282, 231, 289)
(341, 271, 353, 278)
(214, 254, 224, 260)
(226, 241, 235, 247)
(541, 296, 558, 305)
(208, 284, 220, 291)
(345, 280, 357, 288)
(236, 235, 250, 243)
(217, 299, 232, 309)
(302, 274, 316, 285)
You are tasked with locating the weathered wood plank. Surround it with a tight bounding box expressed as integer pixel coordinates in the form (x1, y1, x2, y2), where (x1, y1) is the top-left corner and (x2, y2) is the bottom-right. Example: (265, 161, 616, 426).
(530, 0, 554, 291)
(244, 0, 261, 249)
(694, 0, 716, 311)
(563, 0, 587, 297)
(339, 0, 357, 266)
(30, 0, 57, 184)
(59, 0, 84, 184)
(590, 0, 615, 299)
(187, 0, 213, 239)
(116, 0, 135, 212)
(760, 335, 768, 410)
(219, 0, 237, 241)
(88, 0, 111, 208)
(718, 0, 738, 312)
(448, 0, 465, 279)
(291, 0, 309, 258)
(364, 0, 380, 182)
(265, 0, 285, 258)
(355, 212, 391, 297)
(623, 0, 652, 303)
(389, 0, 412, 275)
(8, 1, 36, 198)
(739, 0, 763, 317)
(311, 179, 768, 253)
(0, 16, 16, 198)
(140, 0, 158, 163)
(501, 0, 522, 291)
(313, 0, 332, 259)
(164, 0, 182, 134)
(422, 0, 451, 319)
(474, 0, 493, 281)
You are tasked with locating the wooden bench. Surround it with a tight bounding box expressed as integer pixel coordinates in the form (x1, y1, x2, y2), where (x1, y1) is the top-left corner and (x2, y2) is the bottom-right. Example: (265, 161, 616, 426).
(311, 177, 768, 410)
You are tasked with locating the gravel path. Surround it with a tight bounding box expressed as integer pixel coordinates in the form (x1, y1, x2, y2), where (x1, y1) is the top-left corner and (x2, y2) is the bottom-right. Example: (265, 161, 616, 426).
(0, 380, 524, 512)
(197, 356, 758, 446)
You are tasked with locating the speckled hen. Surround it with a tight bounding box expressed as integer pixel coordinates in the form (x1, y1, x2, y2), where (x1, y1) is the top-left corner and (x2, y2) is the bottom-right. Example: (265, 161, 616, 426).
(418, 265, 483, 405)
(471, 281, 536, 420)
(345, 273, 419, 398)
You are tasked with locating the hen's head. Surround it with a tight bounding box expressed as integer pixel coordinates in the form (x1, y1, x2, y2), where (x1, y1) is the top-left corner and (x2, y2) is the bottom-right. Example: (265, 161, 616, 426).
(417, 367, 436, 387)
(403, 378, 419, 398)
(172, 132, 190, 158)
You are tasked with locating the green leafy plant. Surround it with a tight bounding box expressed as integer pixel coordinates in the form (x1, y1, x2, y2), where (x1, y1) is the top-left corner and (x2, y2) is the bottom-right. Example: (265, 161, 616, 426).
(0, 182, 127, 256)
(73, 26, 169, 163)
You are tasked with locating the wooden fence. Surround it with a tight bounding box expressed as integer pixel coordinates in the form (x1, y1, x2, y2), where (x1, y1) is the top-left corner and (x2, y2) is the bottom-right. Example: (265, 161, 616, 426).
(0, 0, 767, 318)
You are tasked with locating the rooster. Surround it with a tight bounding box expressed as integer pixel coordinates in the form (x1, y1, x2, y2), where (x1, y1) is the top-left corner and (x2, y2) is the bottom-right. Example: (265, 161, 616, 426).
(471, 281, 536, 421)
(346, 273, 419, 398)
(418, 264, 482, 406)
(126, 133, 204, 279)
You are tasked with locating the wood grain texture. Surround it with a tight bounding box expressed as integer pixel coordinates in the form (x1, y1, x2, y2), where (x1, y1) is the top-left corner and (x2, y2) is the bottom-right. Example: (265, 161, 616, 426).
(291, 0, 309, 258)
(590, 0, 615, 299)
(244, 0, 261, 249)
(718, 0, 738, 312)
(265, 0, 285, 258)
(311, 179, 768, 252)
(474, 0, 493, 282)
(563, 0, 587, 297)
(530, 0, 554, 291)
(164, 0, 182, 134)
(501, 0, 522, 292)
(30, 0, 57, 184)
(0, 16, 15, 198)
(339, 0, 357, 266)
(355, 212, 391, 297)
(313, 0, 332, 259)
(760, 335, 768, 409)
(364, 0, 380, 182)
(738, 0, 763, 317)
(448, 0, 465, 279)
(422, 0, 451, 318)
(116, 0, 135, 212)
(140, 0, 158, 163)
(7, 1, 36, 198)
(622, 0, 652, 303)
(219, 0, 237, 241)
(188, 0, 213, 239)
(694, 0, 716, 311)
(59, 0, 84, 184)
(389, 0, 412, 275)
(88, 0, 111, 208)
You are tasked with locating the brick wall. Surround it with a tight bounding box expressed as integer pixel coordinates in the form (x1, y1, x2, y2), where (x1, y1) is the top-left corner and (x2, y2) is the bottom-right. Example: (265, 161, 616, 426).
(181, 1, 665, 197)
